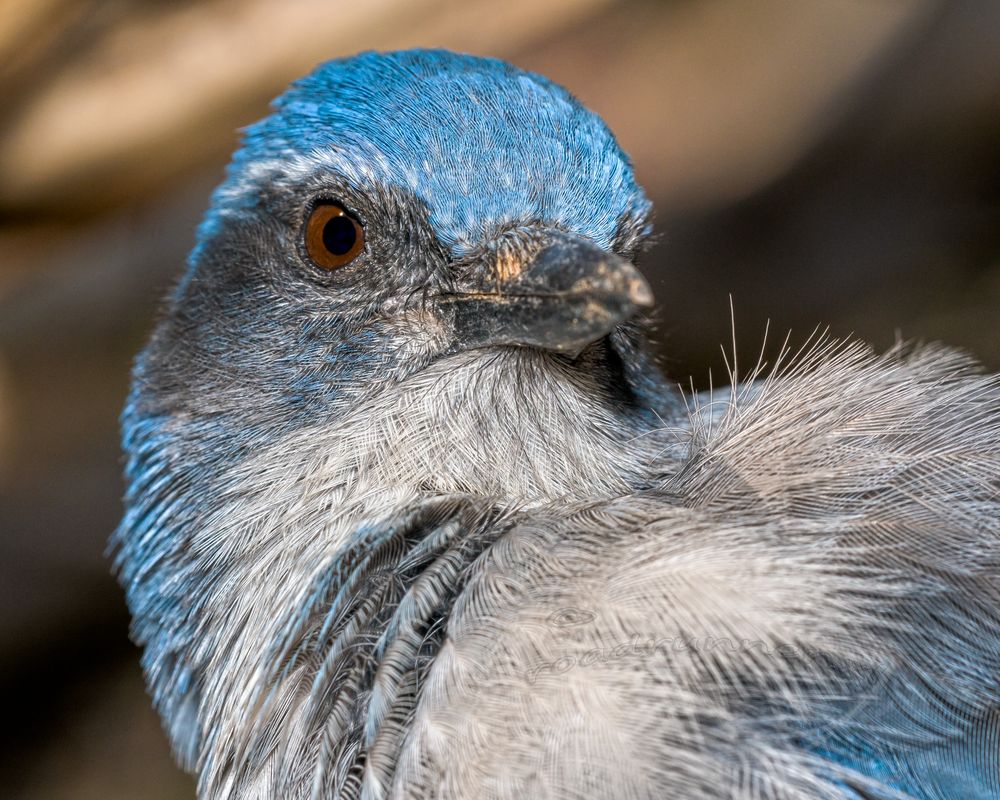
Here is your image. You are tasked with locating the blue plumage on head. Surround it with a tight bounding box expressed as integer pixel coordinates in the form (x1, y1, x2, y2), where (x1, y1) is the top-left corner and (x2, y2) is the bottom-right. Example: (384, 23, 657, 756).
(225, 49, 651, 256)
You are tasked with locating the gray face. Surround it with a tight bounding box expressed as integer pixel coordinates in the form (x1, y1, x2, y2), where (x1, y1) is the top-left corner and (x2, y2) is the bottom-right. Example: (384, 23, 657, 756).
(138, 162, 653, 462)
(131, 50, 663, 478)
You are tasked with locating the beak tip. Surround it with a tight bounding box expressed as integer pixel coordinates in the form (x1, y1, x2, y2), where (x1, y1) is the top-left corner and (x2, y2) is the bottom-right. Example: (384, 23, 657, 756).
(628, 276, 655, 309)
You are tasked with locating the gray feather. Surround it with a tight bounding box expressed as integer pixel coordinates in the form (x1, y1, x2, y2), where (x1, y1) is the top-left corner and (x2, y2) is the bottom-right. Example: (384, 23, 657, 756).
(111, 50, 1000, 800)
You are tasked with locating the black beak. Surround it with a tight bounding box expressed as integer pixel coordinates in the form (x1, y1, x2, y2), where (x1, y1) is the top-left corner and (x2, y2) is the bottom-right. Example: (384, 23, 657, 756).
(435, 230, 654, 357)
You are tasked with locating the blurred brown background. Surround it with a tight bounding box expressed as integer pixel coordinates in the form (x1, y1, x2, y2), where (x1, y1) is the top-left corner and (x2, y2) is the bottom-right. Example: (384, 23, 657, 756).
(1, 1, 997, 797)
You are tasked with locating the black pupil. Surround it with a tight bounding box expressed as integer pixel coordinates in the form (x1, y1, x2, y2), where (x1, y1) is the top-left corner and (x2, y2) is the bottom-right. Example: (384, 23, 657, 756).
(322, 214, 357, 256)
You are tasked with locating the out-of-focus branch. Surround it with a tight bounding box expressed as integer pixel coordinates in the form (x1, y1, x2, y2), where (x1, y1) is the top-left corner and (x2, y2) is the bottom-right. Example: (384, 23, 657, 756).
(518, 0, 939, 211)
(0, 0, 938, 217)
(0, 0, 610, 213)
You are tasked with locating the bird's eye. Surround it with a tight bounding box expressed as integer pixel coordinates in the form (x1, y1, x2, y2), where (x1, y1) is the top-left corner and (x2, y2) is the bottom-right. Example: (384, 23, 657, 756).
(304, 202, 365, 270)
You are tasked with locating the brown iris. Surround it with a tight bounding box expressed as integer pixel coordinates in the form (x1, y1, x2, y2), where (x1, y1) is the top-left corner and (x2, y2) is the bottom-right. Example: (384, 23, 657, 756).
(304, 202, 364, 269)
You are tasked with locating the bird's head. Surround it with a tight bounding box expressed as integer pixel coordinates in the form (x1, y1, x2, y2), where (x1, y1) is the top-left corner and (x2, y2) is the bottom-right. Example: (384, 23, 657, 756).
(133, 50, 661, 461)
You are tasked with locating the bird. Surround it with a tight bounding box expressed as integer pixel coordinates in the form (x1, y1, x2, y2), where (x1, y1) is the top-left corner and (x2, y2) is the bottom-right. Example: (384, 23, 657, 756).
(111, 49, 1000, 800)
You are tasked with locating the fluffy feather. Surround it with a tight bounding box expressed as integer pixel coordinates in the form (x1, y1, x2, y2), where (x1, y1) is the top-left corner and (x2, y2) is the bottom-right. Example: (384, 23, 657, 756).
(112, 50, 1000, 799)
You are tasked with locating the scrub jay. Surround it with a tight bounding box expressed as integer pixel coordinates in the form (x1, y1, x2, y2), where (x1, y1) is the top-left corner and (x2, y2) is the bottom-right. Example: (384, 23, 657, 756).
(113, 49, 1000, 799)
